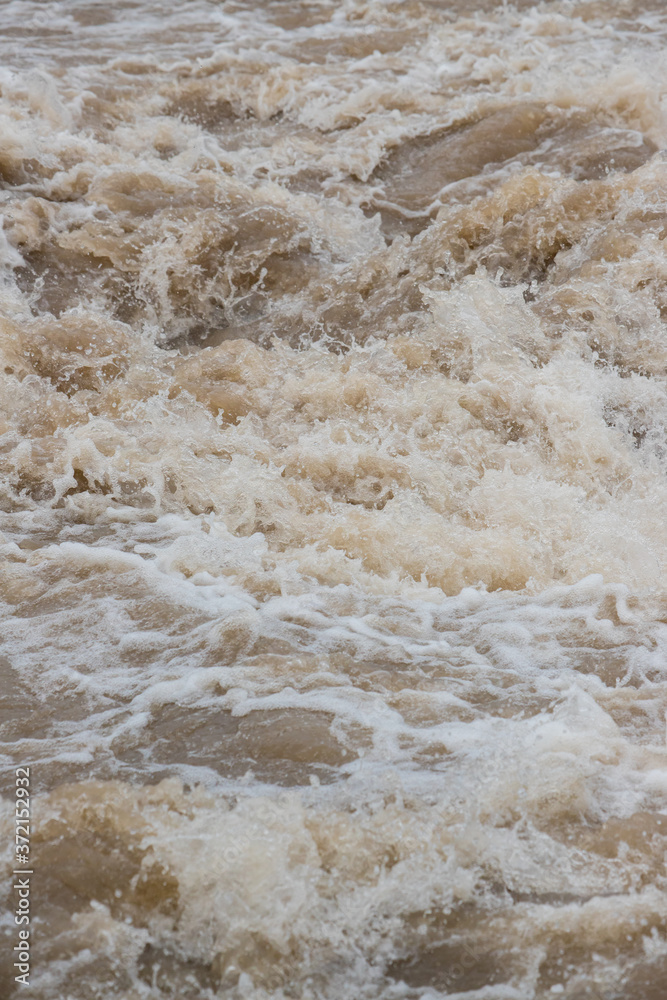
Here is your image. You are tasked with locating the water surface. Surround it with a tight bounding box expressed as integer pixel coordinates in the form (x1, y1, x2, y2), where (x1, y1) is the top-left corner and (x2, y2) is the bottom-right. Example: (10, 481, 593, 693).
(2, 1, 667, 997)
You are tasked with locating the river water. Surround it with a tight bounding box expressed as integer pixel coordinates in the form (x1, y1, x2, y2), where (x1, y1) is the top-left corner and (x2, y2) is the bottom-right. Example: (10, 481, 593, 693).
(1, 1, 667, 997)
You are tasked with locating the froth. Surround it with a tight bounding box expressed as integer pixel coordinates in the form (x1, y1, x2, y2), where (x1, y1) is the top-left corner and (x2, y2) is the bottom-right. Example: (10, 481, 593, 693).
(2, 0, 667, 997)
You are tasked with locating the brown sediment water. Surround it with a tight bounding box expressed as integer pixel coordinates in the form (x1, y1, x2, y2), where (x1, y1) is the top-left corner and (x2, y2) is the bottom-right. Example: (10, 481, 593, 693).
(1, 1, 667, 997)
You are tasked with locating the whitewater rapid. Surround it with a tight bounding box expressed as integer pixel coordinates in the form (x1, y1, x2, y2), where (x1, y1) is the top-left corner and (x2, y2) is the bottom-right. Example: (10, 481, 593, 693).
(2, 1, 667, 997)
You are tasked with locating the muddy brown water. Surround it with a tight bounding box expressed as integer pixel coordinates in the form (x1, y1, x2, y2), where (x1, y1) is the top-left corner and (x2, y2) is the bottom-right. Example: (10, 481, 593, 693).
(2, 1, 667, 998)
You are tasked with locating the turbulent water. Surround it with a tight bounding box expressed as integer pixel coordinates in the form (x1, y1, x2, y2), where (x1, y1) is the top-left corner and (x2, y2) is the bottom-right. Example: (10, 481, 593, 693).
(3, 0, 667, 997)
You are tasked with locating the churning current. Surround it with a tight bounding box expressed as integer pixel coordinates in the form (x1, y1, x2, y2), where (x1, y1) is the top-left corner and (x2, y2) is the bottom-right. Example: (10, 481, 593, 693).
(2, 0, 667, 997)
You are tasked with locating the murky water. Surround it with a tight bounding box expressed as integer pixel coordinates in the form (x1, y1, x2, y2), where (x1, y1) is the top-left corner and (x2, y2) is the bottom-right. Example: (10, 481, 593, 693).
(2, 0, 667, 997)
